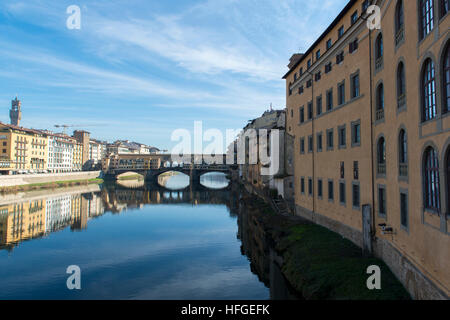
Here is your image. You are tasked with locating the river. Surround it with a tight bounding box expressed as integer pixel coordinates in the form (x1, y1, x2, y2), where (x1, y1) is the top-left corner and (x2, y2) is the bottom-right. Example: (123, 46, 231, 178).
(0, 173, 298, 300)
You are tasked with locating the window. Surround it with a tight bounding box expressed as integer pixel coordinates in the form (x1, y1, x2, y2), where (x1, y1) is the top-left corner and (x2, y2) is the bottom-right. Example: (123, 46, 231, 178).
(300, 138, 305, 154)
(299, 85, 304, 94)
(395, 1, 404, 36)
(300, 107, 305, 123)
(419, 0, 434, 40)
(336, 51, 344, 64)
(349, 38, 358, 53)
(327, 129, 334, 150)
(326, 89, 333, 111)
(338, 125, 346, 148)
(446, 148, 450, 214)
(376, 83, 385, 121)
(399, 129, 408, 177)
(299, 67, 303, 76)
(351, 73, 360, 98)
(318, 179, 323, 198)
(338, 82, 345, 105)
(423, 147, 440, 211)
(397, 62, 406, 109)
(375, 33, 383, 70)
(288, 83, 292, 96)
(325, 62, 332, 73)
(301, 178, 305, 194)
(315, 72, 321, 82)
(317, 132, 323, 152)
(308, 102, 313, 119)
(353, 161, 359, 180)
(352, 120, 361, 147)
(317, 96, 322, 115)
(294, 73, 297, 82)
(442, 0, 449, 17)
(351, 11, 358, 25)
(307, 59, 312, 69)
(422, 59, 437, 121)
(400, 191, 408, 229)
(338, 26, 344, 38)
(352, 183, 360, 208)
(378, 186, 387, 216)
(308, 178, 313, 196)
(443, 44, 449, 113)
(326, 39, 332, 50)
(362, 0, 369, 12)
(328, 180, 334, 201)
(308, 135, 313, 153)
(377, 137, 386, 175)
(339, 181, 346, 204)
(316, 50, 321, 60)
(306, 79, 312, 88)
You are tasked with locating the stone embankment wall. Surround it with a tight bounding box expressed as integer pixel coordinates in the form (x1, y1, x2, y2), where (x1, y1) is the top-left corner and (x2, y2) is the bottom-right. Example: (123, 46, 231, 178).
(0, 183, 101, 206)
(0, 171, 102, 187)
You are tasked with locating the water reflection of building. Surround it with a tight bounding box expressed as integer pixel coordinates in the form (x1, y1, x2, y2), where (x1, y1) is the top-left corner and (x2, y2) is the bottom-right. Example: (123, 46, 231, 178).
(0, 201, 46, 250)
(46, 195, 72, 232)
(0, 190, 104, 250)
(236, 194, 301, 300)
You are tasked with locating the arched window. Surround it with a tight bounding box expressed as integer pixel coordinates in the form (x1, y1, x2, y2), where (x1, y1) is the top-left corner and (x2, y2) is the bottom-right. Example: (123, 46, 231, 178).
(446, 147, 450, 214)
(395, 1, 404, 33)
(377, 137, 386, 175)
(399, 130, 408, 176)
(443, 44, 450, 113)
(419, 0, 434, 40)
(441, 0, 449, 18)
(397, 62, 406, 108)
(376, 83, 384, 121)
(376, 33, 383, 59)
(395, 1, 405, 45)
(422, 59, 437, 122)
(423, 147, 440, 211)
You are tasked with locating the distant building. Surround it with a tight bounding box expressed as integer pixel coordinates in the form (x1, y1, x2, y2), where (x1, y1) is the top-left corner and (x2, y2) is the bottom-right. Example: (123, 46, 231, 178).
(46, 133, 75, 173)
(73, 130, 91, 167)
(0, 122, 48, 174)
(10, 96, 22, 127)
(235, 108, 294, 202)
(107, 140, 158, 155)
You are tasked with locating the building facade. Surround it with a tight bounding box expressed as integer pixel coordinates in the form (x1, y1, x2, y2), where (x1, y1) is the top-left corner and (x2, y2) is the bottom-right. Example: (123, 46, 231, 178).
(235, 109, 295, 202)
(0, 123, 48, 174)
(284, 0, 449, 299)
(47, 133, 75, 173)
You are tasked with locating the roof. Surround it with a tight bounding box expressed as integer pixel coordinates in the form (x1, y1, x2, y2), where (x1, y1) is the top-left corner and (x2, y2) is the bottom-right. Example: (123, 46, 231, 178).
(0, 121, 47, 136)
(282, 0, 358, 79)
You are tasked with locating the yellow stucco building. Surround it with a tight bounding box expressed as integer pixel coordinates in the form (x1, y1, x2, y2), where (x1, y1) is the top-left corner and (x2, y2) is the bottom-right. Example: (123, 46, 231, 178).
(284, 0, 449, 299)
(0, 122, 49, 174)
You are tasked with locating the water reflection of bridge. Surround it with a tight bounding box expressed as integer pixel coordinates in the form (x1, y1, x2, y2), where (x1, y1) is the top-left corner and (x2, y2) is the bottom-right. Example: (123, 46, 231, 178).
(101, 183, 234, 213)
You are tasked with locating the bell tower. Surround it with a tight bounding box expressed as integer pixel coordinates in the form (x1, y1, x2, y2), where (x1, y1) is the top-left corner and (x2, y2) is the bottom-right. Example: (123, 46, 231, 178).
(10, 96, 22, 126)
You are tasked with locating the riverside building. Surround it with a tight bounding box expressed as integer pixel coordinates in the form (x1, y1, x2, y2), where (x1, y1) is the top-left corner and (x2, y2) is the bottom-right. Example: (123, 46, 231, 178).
(284, 0, 449, 299)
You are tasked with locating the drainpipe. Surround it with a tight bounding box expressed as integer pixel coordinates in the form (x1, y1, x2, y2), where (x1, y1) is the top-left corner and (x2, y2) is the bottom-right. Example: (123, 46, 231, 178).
(363, 14, 377, 238)
(306, 69, 315, 220)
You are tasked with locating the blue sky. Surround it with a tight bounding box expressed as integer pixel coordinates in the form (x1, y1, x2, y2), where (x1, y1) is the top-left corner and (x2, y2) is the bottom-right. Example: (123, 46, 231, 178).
(0, 0, 347, 150)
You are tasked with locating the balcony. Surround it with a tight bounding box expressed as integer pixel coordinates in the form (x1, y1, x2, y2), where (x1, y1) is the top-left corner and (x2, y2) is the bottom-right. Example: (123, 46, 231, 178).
(377, 163, 386, 175)
(399, 163, 408, 177)
(376, 109, 385, 121)
(395, 27, 404, 46)
(397, 94, 406, 109)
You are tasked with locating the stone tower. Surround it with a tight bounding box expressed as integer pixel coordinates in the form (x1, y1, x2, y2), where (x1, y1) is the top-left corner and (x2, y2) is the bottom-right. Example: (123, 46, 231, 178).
(10, 96, 22, 126)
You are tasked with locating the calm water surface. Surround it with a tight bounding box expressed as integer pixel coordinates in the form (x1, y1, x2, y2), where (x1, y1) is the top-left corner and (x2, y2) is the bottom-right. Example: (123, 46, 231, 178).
(0, 173, 280, 299)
